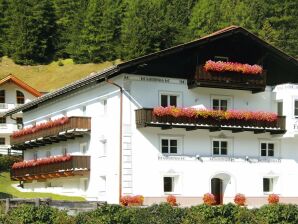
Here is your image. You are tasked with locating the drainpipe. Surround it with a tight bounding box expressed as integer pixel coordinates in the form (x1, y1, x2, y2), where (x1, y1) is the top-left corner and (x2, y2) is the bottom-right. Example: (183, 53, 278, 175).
(105, 77, 123, 204)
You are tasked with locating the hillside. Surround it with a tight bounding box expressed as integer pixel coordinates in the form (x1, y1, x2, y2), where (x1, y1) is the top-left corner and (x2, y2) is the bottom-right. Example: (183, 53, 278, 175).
(0, 57, 120, 92)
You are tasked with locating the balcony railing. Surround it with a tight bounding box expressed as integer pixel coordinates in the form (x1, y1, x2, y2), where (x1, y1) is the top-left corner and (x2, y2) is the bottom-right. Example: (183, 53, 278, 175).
(135, 108, 286, 134)
(188, 65, 267, 93)
(11, 155, 90, 181)
(10, 116, 91, 149)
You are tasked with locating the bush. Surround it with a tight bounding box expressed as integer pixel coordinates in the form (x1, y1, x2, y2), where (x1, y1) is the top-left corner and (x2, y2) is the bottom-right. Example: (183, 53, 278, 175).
(166, 195, 178, 206)
(202, 193, 215, 205)
(0, 155, 22, 172)
(257, 204, 298, 224)
(234, 193, 246, 206)
(268, 194, 279, 204)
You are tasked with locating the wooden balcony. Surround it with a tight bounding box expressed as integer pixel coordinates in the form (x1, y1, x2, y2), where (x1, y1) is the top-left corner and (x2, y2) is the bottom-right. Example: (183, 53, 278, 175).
(188, 65, 267, 93)
(136, 108, 286, 135)
(11, 116, 91, 150)
(11, 155, 90, 181)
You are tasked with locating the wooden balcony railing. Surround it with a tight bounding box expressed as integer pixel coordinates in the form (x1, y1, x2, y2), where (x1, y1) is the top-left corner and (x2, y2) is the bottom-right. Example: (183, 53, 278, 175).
(136, 108, 286, 135)
(10, 116, 91, 149)
(11, 155, 90, 181)
(188, 65, 267, 93)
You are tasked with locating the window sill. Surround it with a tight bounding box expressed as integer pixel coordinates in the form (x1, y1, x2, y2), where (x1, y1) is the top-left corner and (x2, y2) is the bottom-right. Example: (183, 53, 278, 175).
(164, 192, 180, 195)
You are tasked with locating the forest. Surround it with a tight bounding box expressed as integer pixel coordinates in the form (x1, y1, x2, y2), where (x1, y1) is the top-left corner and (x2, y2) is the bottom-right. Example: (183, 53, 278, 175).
(0, 0, 297, 65)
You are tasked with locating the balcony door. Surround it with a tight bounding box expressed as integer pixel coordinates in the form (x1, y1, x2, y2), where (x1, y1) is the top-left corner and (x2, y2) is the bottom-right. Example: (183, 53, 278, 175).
(211, 178, 223, 205)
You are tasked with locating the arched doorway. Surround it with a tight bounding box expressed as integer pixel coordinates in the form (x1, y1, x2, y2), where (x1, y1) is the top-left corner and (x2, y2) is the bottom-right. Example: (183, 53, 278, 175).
(211, 178, 223, 205)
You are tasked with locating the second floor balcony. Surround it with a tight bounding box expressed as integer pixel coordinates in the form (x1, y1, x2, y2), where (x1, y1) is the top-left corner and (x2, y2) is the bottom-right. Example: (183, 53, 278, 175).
(11, 155, 90, 181)
(10, 116, 91, 150)
(188, 64, 266, 93)
(136, 108, 286, 135)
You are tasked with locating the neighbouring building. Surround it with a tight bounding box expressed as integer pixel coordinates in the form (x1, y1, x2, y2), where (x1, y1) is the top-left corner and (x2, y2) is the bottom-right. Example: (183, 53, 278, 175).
(0, 75, 42, 154)
(5, 26, 298, 206)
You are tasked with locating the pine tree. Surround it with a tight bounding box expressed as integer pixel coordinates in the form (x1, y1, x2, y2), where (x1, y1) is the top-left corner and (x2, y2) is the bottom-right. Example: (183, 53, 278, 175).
(53, 0, 85, 59)
(0, 0, 9, 57)
(73, 0, 122, 63)
(6, 0, 56, 64)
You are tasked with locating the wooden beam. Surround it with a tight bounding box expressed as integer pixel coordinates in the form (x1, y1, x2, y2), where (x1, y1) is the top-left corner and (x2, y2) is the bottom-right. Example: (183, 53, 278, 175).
(232, 128, 244, 133)
(254, 129, 266, 134)
(209, 127, 221, 132)
(186, 126, 197, 131)
(161, 125, 172, 130)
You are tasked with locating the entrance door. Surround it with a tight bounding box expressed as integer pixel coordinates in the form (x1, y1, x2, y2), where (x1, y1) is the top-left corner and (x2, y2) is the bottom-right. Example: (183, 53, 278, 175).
(211, 178, 223, 205)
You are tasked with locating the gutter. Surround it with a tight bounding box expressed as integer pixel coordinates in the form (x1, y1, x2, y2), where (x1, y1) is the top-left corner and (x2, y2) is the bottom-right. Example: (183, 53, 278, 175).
(105, 77, 123, 204)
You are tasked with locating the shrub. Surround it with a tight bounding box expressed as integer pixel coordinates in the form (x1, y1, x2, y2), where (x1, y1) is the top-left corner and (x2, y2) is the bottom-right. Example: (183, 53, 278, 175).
(257, 204, 298, 224)
(166, 195, 178, 206)
(268, 194, 279, 204)
(0, 155, 22, 172)
(202, 193, 216, 206)
(234, 193, 246, 206)
(120, 195, 144, 206)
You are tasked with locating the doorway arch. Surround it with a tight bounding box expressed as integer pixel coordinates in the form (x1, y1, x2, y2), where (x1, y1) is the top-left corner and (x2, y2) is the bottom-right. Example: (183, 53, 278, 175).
(210, 172, 234, 205)
(211, 178, 223, 205)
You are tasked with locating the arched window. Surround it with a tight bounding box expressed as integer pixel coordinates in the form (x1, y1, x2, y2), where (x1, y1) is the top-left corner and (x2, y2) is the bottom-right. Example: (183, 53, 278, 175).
(0, 90, 5, 103)
(16, 90, 25, 104)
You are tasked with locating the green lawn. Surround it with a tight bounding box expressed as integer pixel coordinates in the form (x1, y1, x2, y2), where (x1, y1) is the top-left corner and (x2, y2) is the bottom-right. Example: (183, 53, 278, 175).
(0, 172, 85, 201)
(0, 57, 121, 92)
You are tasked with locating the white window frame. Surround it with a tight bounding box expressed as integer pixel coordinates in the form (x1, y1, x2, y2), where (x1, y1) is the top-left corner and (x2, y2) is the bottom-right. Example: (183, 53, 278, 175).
(260, 141, 276, 157)
(211, 95, 233, 111)
(212, 138, 229, 156)
(263, 177, 278, 194)
(160, 136, 183, 155)
(294, 99, 298, 118)
(159, 91, 182, 107)
(80, 142, 88, 155)
(162, 175, 180, 195)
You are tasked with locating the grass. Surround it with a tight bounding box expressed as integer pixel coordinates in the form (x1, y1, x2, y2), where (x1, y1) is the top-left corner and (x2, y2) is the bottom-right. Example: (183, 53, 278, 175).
(0, 172, 85, 201)
(0, 57, 121, 92)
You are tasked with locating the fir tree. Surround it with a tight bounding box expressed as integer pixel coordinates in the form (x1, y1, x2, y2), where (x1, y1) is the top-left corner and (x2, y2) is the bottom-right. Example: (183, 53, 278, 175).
(7, 0, 56, 64)
(0, 0, 9, 57)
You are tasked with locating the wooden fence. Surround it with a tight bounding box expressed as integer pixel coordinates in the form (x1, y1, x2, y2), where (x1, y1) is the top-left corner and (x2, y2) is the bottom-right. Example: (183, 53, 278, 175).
(0, 198, 105, 215)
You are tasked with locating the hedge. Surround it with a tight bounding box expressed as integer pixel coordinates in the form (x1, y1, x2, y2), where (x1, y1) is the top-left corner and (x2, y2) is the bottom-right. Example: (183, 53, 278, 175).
(1, 203, 298, 224)
(0, 155, 22, 172)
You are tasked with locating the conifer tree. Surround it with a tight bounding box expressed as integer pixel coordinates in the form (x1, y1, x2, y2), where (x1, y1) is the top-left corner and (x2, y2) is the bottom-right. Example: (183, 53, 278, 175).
(6, 0, 56, 64)
(0, 0, 9, 57)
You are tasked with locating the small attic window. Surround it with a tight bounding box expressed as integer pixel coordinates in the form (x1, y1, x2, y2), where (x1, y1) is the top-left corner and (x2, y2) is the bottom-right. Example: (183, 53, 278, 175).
(16, 90, 25, 104)
(214, 56, 229, 62)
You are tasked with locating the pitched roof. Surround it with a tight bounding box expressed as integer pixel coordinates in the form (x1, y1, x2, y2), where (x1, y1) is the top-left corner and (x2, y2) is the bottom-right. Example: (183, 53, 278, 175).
(0, 74, 42, 97)
(4, 26, 298, 117)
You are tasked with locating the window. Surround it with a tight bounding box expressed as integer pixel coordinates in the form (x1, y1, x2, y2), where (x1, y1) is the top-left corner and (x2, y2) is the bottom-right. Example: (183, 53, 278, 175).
(212, 140, 228, 155)
(212, 99, 228, 111)
(99, 176, 106, 192)
(62, 147, 67, 156)
(0, 138, 5, 145)
(16, 117, 23, 124)
(260, 142, 275, 157)
(295, 100, 298, 117)
(46, 151, 51, 157)
(80, 143, 87, 155)
(263, 178, 273, 193)
(277, 102, 283, 116)
(33, 151, 38, 160)
(16, 91, 25, 104)
(214, 56, 229, 62)
(0, 117, 6, 124)
(160, 92, 181, 107)
(160, 137, 181, 154)
(0, 90, 5, 103)
(163, 177, 174, 193)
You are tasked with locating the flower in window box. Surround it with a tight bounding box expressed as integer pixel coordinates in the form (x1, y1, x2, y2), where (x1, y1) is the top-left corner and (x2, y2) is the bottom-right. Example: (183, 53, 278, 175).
(234, 193, 246, 206)
(268, 194, 279, 204)
(203, 193, 216, 205)
(166, 195, 178, 206)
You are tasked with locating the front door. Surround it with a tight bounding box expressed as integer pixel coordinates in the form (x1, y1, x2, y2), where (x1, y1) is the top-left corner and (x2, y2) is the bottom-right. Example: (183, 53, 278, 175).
(211, 178, 223, 205)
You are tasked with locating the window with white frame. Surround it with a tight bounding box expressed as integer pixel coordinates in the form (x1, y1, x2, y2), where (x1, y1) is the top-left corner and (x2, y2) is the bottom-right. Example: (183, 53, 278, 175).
(163, 175, 180, 194)
(160, 136, 181, 155)
(294, 100, 298, 117)
(80, 142, 87, 155)
(211, 96, 232, 111)
(159, 92, 181, 107)
(212, 139, 228, 156)
(0, 138, 5, 145)
(260, 142, 275, 157)
(263, 177, 278, 193)
(277, 102, 283, 116)
(99, 176, 106, 192)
